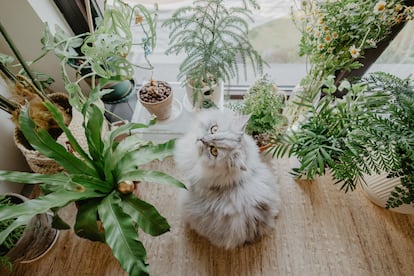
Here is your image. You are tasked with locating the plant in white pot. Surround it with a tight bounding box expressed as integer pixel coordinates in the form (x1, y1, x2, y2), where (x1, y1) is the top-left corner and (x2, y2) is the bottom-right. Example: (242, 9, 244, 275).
(272, 72, 414, 213)
(162, 0, 266, 111)
(0, 193, 58, 271)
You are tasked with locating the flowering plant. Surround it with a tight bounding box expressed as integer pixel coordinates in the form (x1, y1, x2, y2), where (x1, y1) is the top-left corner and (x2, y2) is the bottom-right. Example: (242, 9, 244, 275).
(282, 0, 414, 128)
(294, 0, 414, 81)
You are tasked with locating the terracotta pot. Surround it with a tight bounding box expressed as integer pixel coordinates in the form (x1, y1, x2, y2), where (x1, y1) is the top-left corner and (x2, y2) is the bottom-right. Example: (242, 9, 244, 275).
(138, 80, 173, 121)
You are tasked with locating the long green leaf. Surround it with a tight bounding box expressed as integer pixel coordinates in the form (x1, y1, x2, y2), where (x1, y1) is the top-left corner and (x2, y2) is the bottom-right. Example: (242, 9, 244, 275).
(114, 140, 176, 178)
(118, 170, 186, 190)
(19, 105, 98, 177)
(74, 198, 105, 242)
(0, 171, 69, 186)
(0, 188, 102, 244)
(121, 194, 170, 236)
(98, 192, 149, 276)
(44, 101, 93, 167)
(84, 103, 105, 173)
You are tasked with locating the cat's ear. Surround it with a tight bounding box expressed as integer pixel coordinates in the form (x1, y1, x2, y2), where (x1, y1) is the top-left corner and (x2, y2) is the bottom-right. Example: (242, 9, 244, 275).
(228, 151, 247, 171)
(235, 114, 250, 132)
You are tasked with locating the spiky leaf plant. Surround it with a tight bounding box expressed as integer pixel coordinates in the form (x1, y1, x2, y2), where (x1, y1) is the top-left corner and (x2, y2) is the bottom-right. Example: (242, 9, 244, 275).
(162, 0, 266, 88)
(0, 86, 186, 275)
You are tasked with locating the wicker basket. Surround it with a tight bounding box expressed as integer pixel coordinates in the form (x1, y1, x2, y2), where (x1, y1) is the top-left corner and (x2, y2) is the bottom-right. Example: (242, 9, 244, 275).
(13, 93, 86, 175)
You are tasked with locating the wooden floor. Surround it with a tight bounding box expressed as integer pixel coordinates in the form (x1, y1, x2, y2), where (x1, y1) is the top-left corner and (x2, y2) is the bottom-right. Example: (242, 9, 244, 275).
(2, 157, 414, 276)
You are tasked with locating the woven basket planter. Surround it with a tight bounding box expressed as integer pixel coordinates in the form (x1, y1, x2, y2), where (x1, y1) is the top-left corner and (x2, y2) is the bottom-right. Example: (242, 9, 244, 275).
(13, 93, 86, 175)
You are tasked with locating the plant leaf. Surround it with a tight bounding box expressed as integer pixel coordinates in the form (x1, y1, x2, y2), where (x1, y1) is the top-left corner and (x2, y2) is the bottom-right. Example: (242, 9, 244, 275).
(98, 192, 149, 276)
(74, 198, 105, 242)
(19, 105, 98, 177)
(120, 194, 170, 236)
(0, 188, 102, 244)
(118, 170, 186, 190)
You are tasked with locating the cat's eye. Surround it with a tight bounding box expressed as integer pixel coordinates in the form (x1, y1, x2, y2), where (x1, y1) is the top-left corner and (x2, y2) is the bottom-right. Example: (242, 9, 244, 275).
(210, 125, 218, 134)
(209, 146, 218, 157)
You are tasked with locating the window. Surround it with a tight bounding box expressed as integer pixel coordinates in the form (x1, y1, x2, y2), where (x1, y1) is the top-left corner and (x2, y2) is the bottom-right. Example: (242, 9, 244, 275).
(56, 0, 414, 92)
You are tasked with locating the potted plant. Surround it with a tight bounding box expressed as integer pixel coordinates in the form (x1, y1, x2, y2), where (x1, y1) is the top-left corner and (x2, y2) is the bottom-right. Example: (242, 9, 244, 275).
(138, 79, 173, 121)
(286, 0, 414, 127)
(42, 0, 158, 104)
(350, 73, 414, 213)
(162, 0, 266, 110)
(0, 193, 58, 271)
(0, 85, 186, 275)
(0, 22, 73, 174)
(272, 72, 414, 213)
(227, 74, 287, 152)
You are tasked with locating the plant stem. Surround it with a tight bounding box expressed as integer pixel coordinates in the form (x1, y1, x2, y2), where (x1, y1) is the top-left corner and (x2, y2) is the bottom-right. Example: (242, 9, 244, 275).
(0, 20, 46, 100)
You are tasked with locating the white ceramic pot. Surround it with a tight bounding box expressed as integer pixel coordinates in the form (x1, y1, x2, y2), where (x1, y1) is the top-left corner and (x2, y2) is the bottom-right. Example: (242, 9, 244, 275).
(361, 173, 414, 215)
(184, 79, 224, 111)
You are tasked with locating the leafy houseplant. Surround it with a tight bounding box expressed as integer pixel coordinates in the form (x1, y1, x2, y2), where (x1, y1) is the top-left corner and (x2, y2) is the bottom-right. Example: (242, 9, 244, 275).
(228, 75, 287, 151)
(350, 73, 414, 210)
(0, 88, 186, 275)
(273, 72, 414, 210)
(286, 0, 414, 126)
(0, 193, 57, 271)
(0, 194, 25, 271)
(42, 0, 158, 104)
(162, 0, 266, 110)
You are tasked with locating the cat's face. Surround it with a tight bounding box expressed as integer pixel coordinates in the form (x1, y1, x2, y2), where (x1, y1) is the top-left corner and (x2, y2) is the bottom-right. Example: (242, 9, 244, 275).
(193, 110, 250, 171)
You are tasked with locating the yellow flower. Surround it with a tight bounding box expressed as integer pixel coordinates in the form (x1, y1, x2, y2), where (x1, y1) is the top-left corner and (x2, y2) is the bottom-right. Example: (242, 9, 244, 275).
(317, 43, 324, 50)
(305, 24, 313, 33)
(349, 45, 361, 58)
(332, 32, 338, 39)
(374, 1, 387, 14)
(324, 34, 332, 43)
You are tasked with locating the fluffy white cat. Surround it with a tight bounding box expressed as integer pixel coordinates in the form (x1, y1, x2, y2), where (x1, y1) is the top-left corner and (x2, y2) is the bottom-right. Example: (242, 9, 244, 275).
(174, 109, 280, 249)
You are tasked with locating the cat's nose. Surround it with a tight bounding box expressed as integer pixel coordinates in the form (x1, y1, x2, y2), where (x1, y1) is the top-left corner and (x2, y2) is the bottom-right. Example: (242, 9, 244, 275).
(198, 138, 207, 145)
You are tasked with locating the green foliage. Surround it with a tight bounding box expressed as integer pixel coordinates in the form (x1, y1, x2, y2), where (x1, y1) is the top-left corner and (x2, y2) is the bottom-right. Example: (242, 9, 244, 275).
(162, 0, 266, 88)
(0, 195, 25, 271)
(274, 72, 414, 210)
(294, 0, 414, 81)
(355, 72, 414, 208)
(40, 0, 158, 108)
(229, 75, 287, 139)
(0, 92, 186, 275)
(272, 74, 392, 191)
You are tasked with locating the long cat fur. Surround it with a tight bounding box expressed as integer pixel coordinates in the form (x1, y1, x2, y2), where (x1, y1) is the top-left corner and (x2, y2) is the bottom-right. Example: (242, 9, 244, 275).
(174, 109, 280, 249)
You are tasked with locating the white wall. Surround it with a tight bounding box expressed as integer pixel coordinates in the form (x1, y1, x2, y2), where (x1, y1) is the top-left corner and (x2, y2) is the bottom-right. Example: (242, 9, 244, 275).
(0, 78, 30, 194)
(0, 0, 75, 194)
(0, 0, 74, 93)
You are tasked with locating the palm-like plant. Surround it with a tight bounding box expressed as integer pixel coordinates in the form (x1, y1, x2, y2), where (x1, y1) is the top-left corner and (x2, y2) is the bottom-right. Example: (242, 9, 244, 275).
(162, 0, 265, 88)
(0, 86, 186, 275)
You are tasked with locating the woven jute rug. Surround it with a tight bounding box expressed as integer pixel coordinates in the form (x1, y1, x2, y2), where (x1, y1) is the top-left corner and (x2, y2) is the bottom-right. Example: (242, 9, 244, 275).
(138, 157, 414, 276)
(4, 157, 414, 276)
